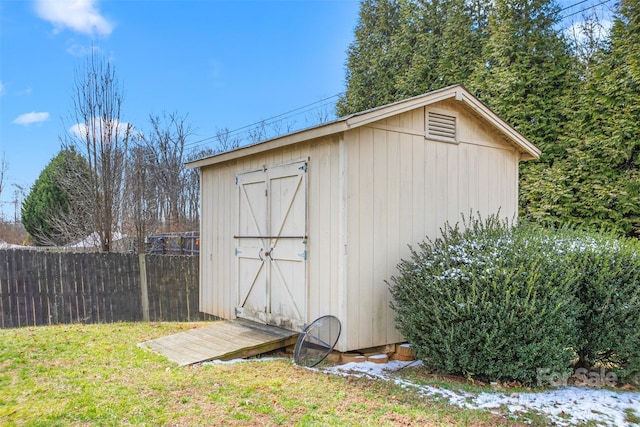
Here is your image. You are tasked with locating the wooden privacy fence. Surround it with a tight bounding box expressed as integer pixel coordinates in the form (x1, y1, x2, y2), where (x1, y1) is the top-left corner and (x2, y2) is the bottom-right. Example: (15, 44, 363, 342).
(0, 249, 212, 328)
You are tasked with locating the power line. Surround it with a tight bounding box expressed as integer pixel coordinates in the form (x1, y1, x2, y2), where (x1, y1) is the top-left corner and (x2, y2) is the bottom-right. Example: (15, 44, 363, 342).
(559, 0, 593, 13)
(184, 93, 342, 151)
(186, 0, 618, 154)
(187, 93, 341, 148)
(559, 0, 616, 20)
(220, 95, 339, 139)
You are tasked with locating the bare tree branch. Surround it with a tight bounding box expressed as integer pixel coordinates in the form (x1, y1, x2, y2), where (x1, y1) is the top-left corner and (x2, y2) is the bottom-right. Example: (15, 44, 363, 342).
(61, 51, 131, 252)
(142, 111, 196, 233)
(0, 151, 8, 204)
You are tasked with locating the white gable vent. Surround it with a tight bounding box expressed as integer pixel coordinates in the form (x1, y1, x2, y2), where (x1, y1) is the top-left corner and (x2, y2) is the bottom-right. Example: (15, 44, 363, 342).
(427, 111, 457, 143)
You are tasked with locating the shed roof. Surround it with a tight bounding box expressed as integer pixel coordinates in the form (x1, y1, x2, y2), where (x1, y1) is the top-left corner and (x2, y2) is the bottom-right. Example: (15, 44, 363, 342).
(186, 85, 541, 169)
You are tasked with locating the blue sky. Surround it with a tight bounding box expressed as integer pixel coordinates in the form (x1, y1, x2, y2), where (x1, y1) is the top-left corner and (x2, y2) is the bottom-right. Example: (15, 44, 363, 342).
(0, 0, 360, 219)
(0, 0, 614, 220)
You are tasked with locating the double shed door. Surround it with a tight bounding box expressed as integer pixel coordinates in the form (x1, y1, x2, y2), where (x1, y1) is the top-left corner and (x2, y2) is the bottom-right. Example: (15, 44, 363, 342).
(235, 160, 308, 331)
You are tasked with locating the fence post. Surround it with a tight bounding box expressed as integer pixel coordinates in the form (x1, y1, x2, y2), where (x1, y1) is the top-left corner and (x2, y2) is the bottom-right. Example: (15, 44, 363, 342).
(138, 253, 150, 322)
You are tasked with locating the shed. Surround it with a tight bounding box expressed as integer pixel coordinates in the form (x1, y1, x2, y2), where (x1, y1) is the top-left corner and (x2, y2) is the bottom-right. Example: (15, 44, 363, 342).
(186, 85, 541, 353)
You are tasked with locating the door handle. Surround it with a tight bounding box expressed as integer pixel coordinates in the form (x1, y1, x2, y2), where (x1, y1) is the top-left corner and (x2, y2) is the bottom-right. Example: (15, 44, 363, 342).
(259, 248, 274, 260)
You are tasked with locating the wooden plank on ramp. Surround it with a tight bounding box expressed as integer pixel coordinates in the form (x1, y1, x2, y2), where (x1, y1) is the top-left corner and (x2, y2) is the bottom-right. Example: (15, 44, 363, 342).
(138, 319, 298, 366)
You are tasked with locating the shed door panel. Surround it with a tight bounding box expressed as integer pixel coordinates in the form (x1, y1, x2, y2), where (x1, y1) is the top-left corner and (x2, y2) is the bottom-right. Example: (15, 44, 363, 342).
(235, 160, 307, 331)
(236, 169, 268, 315)
(237, 169, 268, 239)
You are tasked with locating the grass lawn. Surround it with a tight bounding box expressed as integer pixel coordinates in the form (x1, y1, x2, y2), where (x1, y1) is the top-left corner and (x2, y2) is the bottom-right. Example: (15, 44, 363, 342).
(0, 322, 538, 426)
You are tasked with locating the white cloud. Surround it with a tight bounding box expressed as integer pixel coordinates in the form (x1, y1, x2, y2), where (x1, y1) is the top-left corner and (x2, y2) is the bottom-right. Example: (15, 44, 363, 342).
(34, 0, 114, 37)
(69, 118, 132, 139)
(13, 111, 50, 125)
(0, 81, 5, 96)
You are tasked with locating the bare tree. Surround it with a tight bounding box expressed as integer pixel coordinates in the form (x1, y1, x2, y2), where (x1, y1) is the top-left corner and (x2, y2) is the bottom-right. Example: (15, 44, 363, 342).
(305, 104, 334, 127)
(284, 119, 298, 134)
(12, 184, 25, 223)
(184, 146, 216, 226)
(62, 52, 131, 251)
(142, 112, 195, 232)
(567, 11, 609, 72)
(214, 127, 242, 152)
(0, 151, 8, 211)
(247, 120, 267, 144)
(120, 113, 206, 252)
(0, 152, 7, 223)
(123, 143, 158, 253)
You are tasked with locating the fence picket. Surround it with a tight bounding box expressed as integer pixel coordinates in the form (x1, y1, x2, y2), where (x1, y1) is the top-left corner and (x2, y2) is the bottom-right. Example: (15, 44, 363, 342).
(0, 249, 210, 328)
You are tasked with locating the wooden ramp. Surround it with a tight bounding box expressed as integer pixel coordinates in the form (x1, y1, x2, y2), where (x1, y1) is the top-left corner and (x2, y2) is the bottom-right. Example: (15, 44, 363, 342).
(138, 319, 298, 366)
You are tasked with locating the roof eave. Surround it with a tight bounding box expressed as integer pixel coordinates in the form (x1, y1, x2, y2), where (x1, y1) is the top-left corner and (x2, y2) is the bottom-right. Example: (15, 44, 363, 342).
(186, 120, 349, 169)
(344, 85, 461, 128)
(455, 89, 541, 160)
(186, 85, 541, 169)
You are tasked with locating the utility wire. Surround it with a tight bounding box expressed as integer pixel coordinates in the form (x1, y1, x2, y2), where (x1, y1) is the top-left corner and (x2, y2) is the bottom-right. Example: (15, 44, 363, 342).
(560, 0, 616, 20)
(559, 0, 592, 13)
(187, 0, 617, 153)
(218, 95, 340, 139)
(184, 93, 342, 151)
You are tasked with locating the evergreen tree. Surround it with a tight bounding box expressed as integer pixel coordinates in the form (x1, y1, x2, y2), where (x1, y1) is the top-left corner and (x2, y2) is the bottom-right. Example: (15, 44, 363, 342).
(337, 0, 491, 116)
(338, 0, 638, 235)
(394, 0, 490, 97)
(467, 0, 580, 229)
(468, 0, 575, 159)
(336, 0, 402, 116)
(22, 149, 92, 246)
(339, 0, 574, 162)
(541, 0, 640, 236)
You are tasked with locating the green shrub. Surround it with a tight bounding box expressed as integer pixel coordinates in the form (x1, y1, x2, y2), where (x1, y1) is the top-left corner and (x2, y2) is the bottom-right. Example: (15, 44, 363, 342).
(569, 233, 640, 385)
(389, 216, 640, 386)
(389, 216, 580, 385)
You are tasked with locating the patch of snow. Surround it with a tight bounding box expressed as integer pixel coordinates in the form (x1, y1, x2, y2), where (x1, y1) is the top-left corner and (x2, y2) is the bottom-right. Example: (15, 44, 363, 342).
(0, 241, 30, 250)
(66, 231, 126, 248)
(473, 386, 640, 426)
(368, 354, 389, 361)
(202, 357, 287, 366)
(318, 360, 640, 427)
(200, 356, 639, 425)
